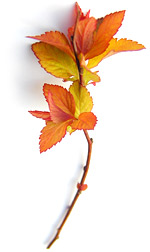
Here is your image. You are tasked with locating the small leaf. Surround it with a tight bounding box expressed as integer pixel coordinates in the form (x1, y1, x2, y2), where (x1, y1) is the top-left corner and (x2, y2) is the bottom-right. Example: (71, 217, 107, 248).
(85, 10, 125, 59)
(40, 120, 72, 153)
(74, 2, 90, 21)
(28, 31, 74, 59)
(29, 111, 51, 121)
(32, 42, 79, 81)
(71, 112, 97, 130)
(66, 125, 76, 134)
(69, 81, 93, 118)
(87, 38, 146, 68)
(68, 2, 90, 42)
(73, 17, 97, 55)
(77, 183, 88, 191)
(82, 66, 100, 85)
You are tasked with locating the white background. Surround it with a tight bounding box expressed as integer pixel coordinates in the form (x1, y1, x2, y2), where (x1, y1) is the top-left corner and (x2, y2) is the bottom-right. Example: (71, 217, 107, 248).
(0, 0, 150, 251)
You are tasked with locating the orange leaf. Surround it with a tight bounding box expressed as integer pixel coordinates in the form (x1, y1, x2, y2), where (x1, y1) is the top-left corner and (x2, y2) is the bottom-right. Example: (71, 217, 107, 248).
(43, 84, 76, 117)
(85, 10, 125, 59)
(28, 31, 74, 59)
(87, 38, 146, 68)
(68, 2, 90, 41)
(40, 120, 72, 153)
(47, 92, 75, 123)
(74, 2, 90, 21)
(71, 112, 97, 130)
(29, 111, 51, 121)
(72, 17, 97, 55)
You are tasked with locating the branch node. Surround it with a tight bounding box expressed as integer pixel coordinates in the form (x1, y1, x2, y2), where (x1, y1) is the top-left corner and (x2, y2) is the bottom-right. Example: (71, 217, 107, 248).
(77, 190, 82, 195)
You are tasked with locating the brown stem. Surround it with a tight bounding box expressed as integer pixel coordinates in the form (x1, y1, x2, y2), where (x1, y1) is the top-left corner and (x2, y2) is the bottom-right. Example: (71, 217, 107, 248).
(70, 7, 84, 86)
(47, 130, 93, 249)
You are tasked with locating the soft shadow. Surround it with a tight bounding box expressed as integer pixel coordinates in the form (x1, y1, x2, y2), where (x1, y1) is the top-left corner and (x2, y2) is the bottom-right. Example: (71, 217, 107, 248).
(49, 3, 75, 36)
(14, 3, 75, 108)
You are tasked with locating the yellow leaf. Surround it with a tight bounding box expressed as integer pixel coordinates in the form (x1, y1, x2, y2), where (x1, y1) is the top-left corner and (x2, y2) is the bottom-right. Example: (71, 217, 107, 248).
(87, 38, 145, 69)
(32, 42, 79, 81)
(82, 66, 100, 85)
(69, 81, 93, 118)
(66, 125, 76, 134)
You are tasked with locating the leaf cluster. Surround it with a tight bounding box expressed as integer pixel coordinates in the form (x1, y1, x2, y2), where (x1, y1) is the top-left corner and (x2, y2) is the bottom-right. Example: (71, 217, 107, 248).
(29, 2, 145, 152)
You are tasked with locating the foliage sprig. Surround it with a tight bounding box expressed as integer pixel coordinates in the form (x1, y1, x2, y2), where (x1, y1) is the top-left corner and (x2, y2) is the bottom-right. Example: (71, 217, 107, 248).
(28, 2, 145, 248)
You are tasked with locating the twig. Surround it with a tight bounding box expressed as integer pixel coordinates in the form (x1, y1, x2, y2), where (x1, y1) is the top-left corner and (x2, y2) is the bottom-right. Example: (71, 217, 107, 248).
(47, 130, 93, 249)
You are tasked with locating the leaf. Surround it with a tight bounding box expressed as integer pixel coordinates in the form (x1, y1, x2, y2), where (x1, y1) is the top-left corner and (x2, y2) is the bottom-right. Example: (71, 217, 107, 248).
(29, 111, 51, 121)
(72, 17, 97, 55)
(82, 66, 100, 85)
(85, 10, 125, 59)
(28, 31, 74, 59)
(87, 38, 146, 68)
(71, 112, 97, 130)
(43, 84, 76, 117)
(74, 2, 90, 21)
(47, 92, 75, 123)
(69, 81, 93, 118)
(32, 42, 79, 81)
(68, 2, 90, 42)
(40, 120, 72, 153)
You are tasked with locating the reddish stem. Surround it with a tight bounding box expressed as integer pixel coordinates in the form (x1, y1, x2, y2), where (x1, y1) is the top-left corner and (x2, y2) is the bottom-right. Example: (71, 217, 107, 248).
(47, 130, 93, 249)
